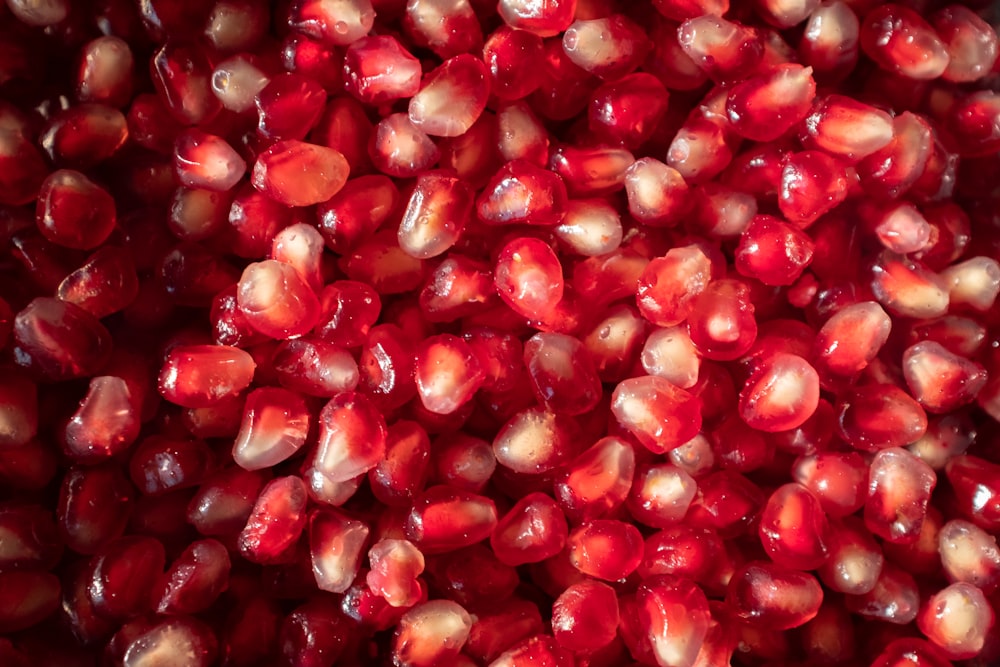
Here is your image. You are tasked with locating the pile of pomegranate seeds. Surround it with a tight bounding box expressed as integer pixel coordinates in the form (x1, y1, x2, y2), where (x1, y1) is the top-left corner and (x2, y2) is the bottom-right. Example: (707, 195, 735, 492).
(2, 0, 1000, 664)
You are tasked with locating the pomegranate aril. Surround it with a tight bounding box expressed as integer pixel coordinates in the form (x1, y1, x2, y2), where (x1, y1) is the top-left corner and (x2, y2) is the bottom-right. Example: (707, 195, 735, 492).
(369, 112, 441, 179)
(238, 475, 308, 564)
(857, 112, 933, 200)
(465, 598, 544, 663)
(279, 598, 349, 667)
(115, 616, 218, 667)
(938, 519, 1000, 594)
(801, 94, 894, 160)
(845, 561, 920, 624)
(287, 0, 375, 46)
(308, 391, 387, 490)
(902, 341, 987, 414)
(945, 455, 1000, 532)
(561, 15, 649, 80)
(342, 35, 420, 106)
(489, 492, 568, 567)
(477, 160, 569, 226)
(865, 447, 937, 545)
(231, 387, 310, 471)
(727, 561, 823, 630)
(0, 504, 62, 571)
(0, 374, 37, 449)
(483, 27, 545, 101)
(611, 375, 702, 454)
(625, 157, 691, 226)
(916, 582, 994, 660)
(237, 259, 321, 339)
(129, 435, 213, 496)
(211, 54, 270, 114)
(398, 170, 473, 260)
(35, 169, 116, 251)
(626, 462, 697, 529)
(777, 151, 849, 227)
(872, 202, 933, 254)
(493, 236, 564, 321)
(554, 436, 634, 523)
(817, 516, 884, 595)
(366, 538, 425, 607)
(14, 297, 113, 381)
(316, 174, 399, 254)
(41, 104, 128, 168)
(837, 384, 928, 452)
(173, 129, 246, 192)
(157, 538, 231, 614)
(497, 0, 577, 37)
(798, 1, 859, 78)
(56, 246, 139, 318)
(408, 54, 488, 139)
(150, 40, 222, 126)
(793, 450, 868, 518)
(430, 432, 496, 492)
(859, 4, 950, 81)
(255, 73, 326, 141)
(204, 0, 270, 53)
(86, 535, 166, 619)
(932, 5, 999, 83)
(940, 256, 1000, 311)
(567, 519, 642, 581)
(553, 198, 622, 257)
(58, 463, 134, 555)
(419, 255, 495, 322)
(252, 140, 349, 208)
(309, 507, 370, 594)
(687, 278, 758, 361)
(677, 15, 764, 83)
(0, 570, 61, 633)
(735, 214, 815, 286)
(359, 323, 417, 411)
(550, 579, 618, 652)
(726, 64, 815, 142)
(158, 344, 255, 408)
(63, 375, 140, 461)
(405, 485, 497, 554)
(187, 466, 269, 537)
(393, 599, 472, 667)
(759, 482, 831, 570)
(488, 634, 574, 666)
(404, 0, 482, 60)
(414, 334, 484, 415)
(549, 144, 634, 197)
(635, 244, 714, 326)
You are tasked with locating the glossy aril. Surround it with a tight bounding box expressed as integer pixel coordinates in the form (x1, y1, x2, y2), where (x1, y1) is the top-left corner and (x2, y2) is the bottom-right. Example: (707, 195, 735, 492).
(58, 463, 134, 555)
(63, 375, 140, 461)
(687, 278, 758, 361)
(865, 447, 937, 544)
(612, 375, 702, 454)
(902, 341, 987, 413)
(157, 538, 231, 614)
(0, 570, 61, 633)
(626, 462, 696, 529)
(635, 244, 714, 326)
(14, 297, 112, 381)
(414, 334, 484, 415)
(555, 436, 634, 523)
(818, 516, 884, 595)
(938, 519, 1000, 594)
(405, 485, 498, 554)
(735, 214, 815, 286)
(677, 15, 764, 82)
(490, 492, 568, 566)
(238, 475, 308, 564)
(252, 140, 349, 207)
(287, 0, 376, 46)
(174, 129, 246, 192)
(551, 580, 618, 652)
(800, 95, 894, 161)
(567, 519, 643, 581)
(726, 64, 815, 142)
(727, 561, 823, 630)
(624, 158, 691, 226)
(308, 391, 386, 491)
(36, 169, 116, 250)
(562, 15, 650, 80)
(398, 170, 473, 260)
(255, 73, 326, 141)
(409, 55, 489, 138)
(158, 345, 255, 408)
(932, 5, 999, 83)
(497, 0, 577, 37)
(493, 236, 564, 321)
(859, 4, 950, 80)
(393, 599, 473, 667)
(759, 482, 830, 570)
(150, 41, 221, 126)
(793, 451, 869, 518)
(778, 151, 849, 227)
(492, 407, 577, 474)
(309, 507, 370, 594)
(237, 260, 320, 339)
(41, 104, 128, 168)
(836, 384, 928, 452)
(232, 387, 310, 470)
(369, 420, 430, 507)
(87, 535, 166, 619)
(477, 160, 569, 226)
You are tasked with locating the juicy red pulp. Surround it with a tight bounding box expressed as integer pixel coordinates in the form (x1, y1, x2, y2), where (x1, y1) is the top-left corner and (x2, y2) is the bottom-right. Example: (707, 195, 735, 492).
(1, 0, 999, 666)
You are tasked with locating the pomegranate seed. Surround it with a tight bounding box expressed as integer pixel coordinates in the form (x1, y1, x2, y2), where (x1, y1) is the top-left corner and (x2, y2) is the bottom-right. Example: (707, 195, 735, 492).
(226, 182, 293, 258)
(727, 561, 823, 630)
(312, 95, 374, 174)
(871, 252, 950, 319)
(316, 174, 398, 253)
(735, 214, 815, 286)
(358, 323, 418, 410)
(211, 54, 270, 113)
(0, 374, 37, 449)
(308, 391, 386, 492)
(945, 455, 1000, 533)
(477, 160, 569, 226)
(635, 244, 714, 326)
(902, 341, 987, 413)
(553, 199, 622, 257)
(611, 375, 702, 454)
(405, 484, 497, 555)
(343, 36, 421, 105)
(677, 15, 764, 82)
(687, 278, 758, 361)
(932, 5, 999, 83)
(41, 104, 129, 168)
(232, 387, 310, 470)
(554, 436, 634, 523)
(837, 384, 928, 452)
(414, 334, 484, 415)
(818, 516, 885, 595)
(465, 598, 543, 663)
(549, 144, 634, 197)
(492, 407, 577, 474)
(0, 504, 62, 571)
(496, 0, 577, 37)
(58, 463, 134, 555)
(369, 420, 430, 507)
(495, 101, 549, 168)
(561, 15, 649, 80)
(938, 519, 1000, 594)
(793, 450, 869, 518)
(116, 616, 218, 667)
(0, 570, 61, 633)
(490, 492, 568, 566)
(941, 256, 1000, 311)
(150, 41, 222, 126)
(845, 562, 919, 624)
(392, 599, 472, 667)
(365, 537, 425, 608)
(204, 0, 270, 53)
(799, 1, 859, 78)
(631, 575, 711, 667)
(237, 259, 321, 339)
(624, 158, 691, 226)
(859, 4, 950, 80)
(759, 482, 830, 570)
(35, 169, 116, 250)
(857, 112, 933, 200)
(667, 117, 734, 185)
(279, 599, 348, 666)
(404, 0, 482, 60)
(488, 635, 574, 666)
(777, 151, 849, 227)
(238, 475, 308, 564)
(63, 375, 140, 461)
(409, 54, 488, 138)
(173, 129, 246, 192)
(14, 297, 113, 381)
(872, 202, 934, 254)
(309, 507, 370, 594)
(866, 447, 937, 544)
(948, 91, 1000, 158)
(255, 73, 326, 141)
(287, 0, 376, 46)
(626, 462, 697, 529)
(801, 94, 894, 160)
(158, 344, 255, 408)
(917, 582, 994, 660)
(157, 538, 231, 614)
(727, 64, 816, 142)
(398, 170, 473, 260)
(129, 435, 213, 495)
(431, 432, 496, 493)
(369, 113, 441, 178)
(552, 580, 618, 652)
(252, 140, 349, 207)
(493, 236, 564, 321)
(567, 519, 642, 581)
(86, 535, 166, 618)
